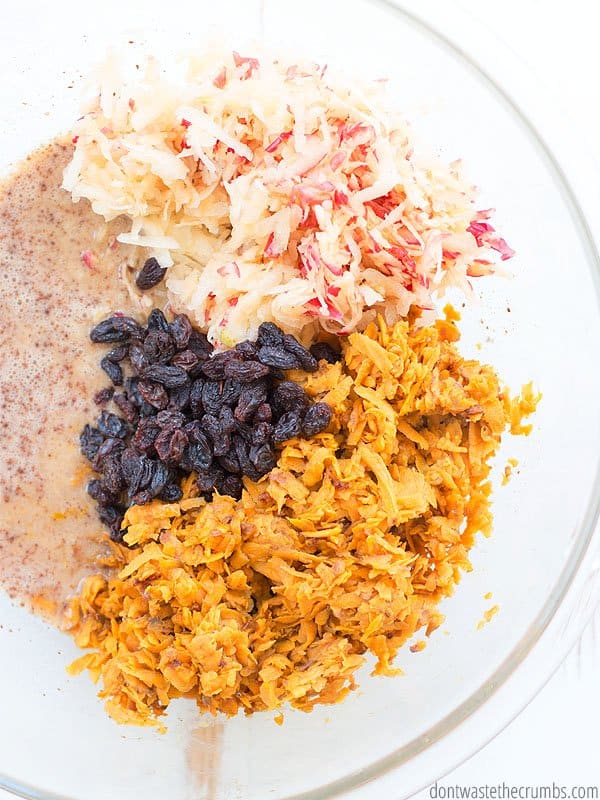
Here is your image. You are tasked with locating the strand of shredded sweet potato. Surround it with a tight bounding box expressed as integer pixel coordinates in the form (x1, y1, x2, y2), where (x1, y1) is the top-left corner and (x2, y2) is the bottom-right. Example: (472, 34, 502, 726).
(64, 315, 539, 729)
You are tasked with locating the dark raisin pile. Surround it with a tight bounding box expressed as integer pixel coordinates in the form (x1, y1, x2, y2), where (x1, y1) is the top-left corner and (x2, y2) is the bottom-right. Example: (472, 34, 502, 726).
(80, 311, 339, 542)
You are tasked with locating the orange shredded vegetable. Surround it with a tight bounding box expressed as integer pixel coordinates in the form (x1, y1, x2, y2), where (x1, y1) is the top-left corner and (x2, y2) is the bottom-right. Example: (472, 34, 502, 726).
(65, 315, 539, 728)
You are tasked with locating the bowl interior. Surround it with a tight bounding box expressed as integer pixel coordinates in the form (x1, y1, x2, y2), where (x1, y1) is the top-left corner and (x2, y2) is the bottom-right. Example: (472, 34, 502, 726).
(1, 1, 600, 799)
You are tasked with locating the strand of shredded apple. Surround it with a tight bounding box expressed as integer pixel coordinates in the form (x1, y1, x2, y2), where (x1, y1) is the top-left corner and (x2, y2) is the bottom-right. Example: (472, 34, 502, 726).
(63, 45, 513, 346)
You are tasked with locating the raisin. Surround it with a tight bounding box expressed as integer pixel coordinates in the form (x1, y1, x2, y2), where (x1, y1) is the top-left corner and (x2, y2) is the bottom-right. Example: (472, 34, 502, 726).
(196, 466, 223, 493)
(98, 505, 125, 541)
(143, 364, 189, 389)
(89, 319, 127, 344)
(201, 380, 224, 415)
(120, 448, 143, 485)
(136, 257, 167, 290)
(97, 410, 129, 439)
(187, 330, 213, 357)
(223, 359, 271, 382)
(218, 406, 236, 434)
(233, 436, 261, 481)
(100, 356, 123, 386)
(143, 330, 175, 364)
(252, 422, 273, 446)
(272, 411, 302, 443)
(219, 474, 243, 499)
(218, 450, 241, 474)
(147, 308, 171, 335)
(220, 379, 243, 407)
(249, 443, 276, 474)
(310, 341, 341, 364)
(170, 314, 193, 349)
(235, 340, 259, 360)
(190, 379, 205, 417)
(113, 393, 138, 424)
(257, 346, 300, 370)
(282, 334, 318, 372)
(80, 425, 105, 461)
(132, 419, 160, 452)
(126, 455, 155, 497)
(200, 351, 237, 380)
(92, 437, 125, 470)
(138, 380, 169, 410)
(112, 315, 145, 339)
(160, 483, 183, 502)
(129, 343, 147, 373)
(202, 413, 230, 458)
(125, 377, 143, 407)
(106, 344, 129, 363)
(168, 383, 191, 411)
(257, 322, 284, 347)
(254, 403, 272, 423)
(155, 428, 188, 464)
(272, 382, 310, 414)
(87, 479, 116, 505)
(149, 462, 173, 498)
(171, 349, 199, 371)
(94, 386, 114, 406)
(302, 402, 333, 437)
(188, 439, 213, 472)
(131, 489, 154, 505)
(234, 381, 268, 422)
(102, 455, 124, 495)
(156, 409, 186, 429)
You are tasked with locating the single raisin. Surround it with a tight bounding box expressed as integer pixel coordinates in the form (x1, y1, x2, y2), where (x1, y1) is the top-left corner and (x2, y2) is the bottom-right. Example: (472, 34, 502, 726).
(147, 308, 171, 335)
(190, 379, 205, 417)
(94, 386, 114, 406)
(87, 479, 116, 505)
(272, 411, 302, 443)
(271, 381, 310, 414)
(168, 383, 191, 411)
(249, 443, 276, 475)
(235, 340, 259, 360)
(170, 314, 193, 349)
(100, 356, 123, 386)
(92, 437, 125, 470)
(136, 257, 167, 290)
(200, 351, 237, 380)
(98, 505, 125, 541)
(219, 474, 243, 500)
(171, 349, 199, 372)
(188, 439, 213, 472)
(302, 402, 333, 437)
(106, 344, 129, 363)
(257, 322, 284, 347)
(156, 409, 186, 429)
(257, 346, 300, 370)
(132, 419, 160, 452)
(129, 343, 147, 373)
(310, 341, 341, 364)
(218, 406, 236, 434)
(143, 330, 175, 364)
(113, 393, 138, 424)
(160, 483, 184, 502)
(254, 403, 273, 423)
(97, 410, 129, 439)
(196, 466, 224, 493)
(223, 359, 271, 382)
(90, 317, 134, 343)
(282, 334, 318, 372)
(138, 380, 169, 410)
(251, 422, 273, 446)
(154, 428, 188, 464)
(80, 425, 105, 461)
(187, 330, 213, 357)
(217, 450, 241, 474)
(149, 462, 173, 498)
(234, 382, 268, 422)
(102, 455, 125, 495)
(201, 380, 224, 415)
(143, 364, 189, 389)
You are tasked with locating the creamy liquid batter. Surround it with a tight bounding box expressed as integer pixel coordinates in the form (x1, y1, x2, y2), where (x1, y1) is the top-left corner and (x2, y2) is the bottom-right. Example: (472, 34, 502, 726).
(0, 139, 140, 624)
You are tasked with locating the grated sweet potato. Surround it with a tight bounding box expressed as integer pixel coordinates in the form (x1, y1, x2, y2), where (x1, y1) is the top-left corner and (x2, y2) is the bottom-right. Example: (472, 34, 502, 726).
(65, 315, 539, 729)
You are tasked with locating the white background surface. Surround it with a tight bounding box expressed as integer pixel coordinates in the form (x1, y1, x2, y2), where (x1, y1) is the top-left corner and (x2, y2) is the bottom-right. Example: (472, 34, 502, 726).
(0, 1, 598, 798)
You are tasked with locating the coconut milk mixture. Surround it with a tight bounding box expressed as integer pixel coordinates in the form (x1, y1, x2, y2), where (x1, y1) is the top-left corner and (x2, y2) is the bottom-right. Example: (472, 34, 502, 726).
(0, 140, 139, 624)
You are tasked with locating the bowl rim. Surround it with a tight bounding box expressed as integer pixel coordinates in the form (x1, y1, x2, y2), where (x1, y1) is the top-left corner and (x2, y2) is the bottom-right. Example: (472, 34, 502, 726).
(1, 2, 600, 800)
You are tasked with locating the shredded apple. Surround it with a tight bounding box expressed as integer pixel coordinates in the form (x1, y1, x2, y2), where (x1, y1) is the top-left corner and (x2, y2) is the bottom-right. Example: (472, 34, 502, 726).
(63, 47, 513, 346)
(65, 314, 538, 729)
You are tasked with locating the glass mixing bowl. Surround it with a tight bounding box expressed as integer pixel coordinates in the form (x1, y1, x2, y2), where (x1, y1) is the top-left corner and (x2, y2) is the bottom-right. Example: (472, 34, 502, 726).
(1, 1, 599, 798)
